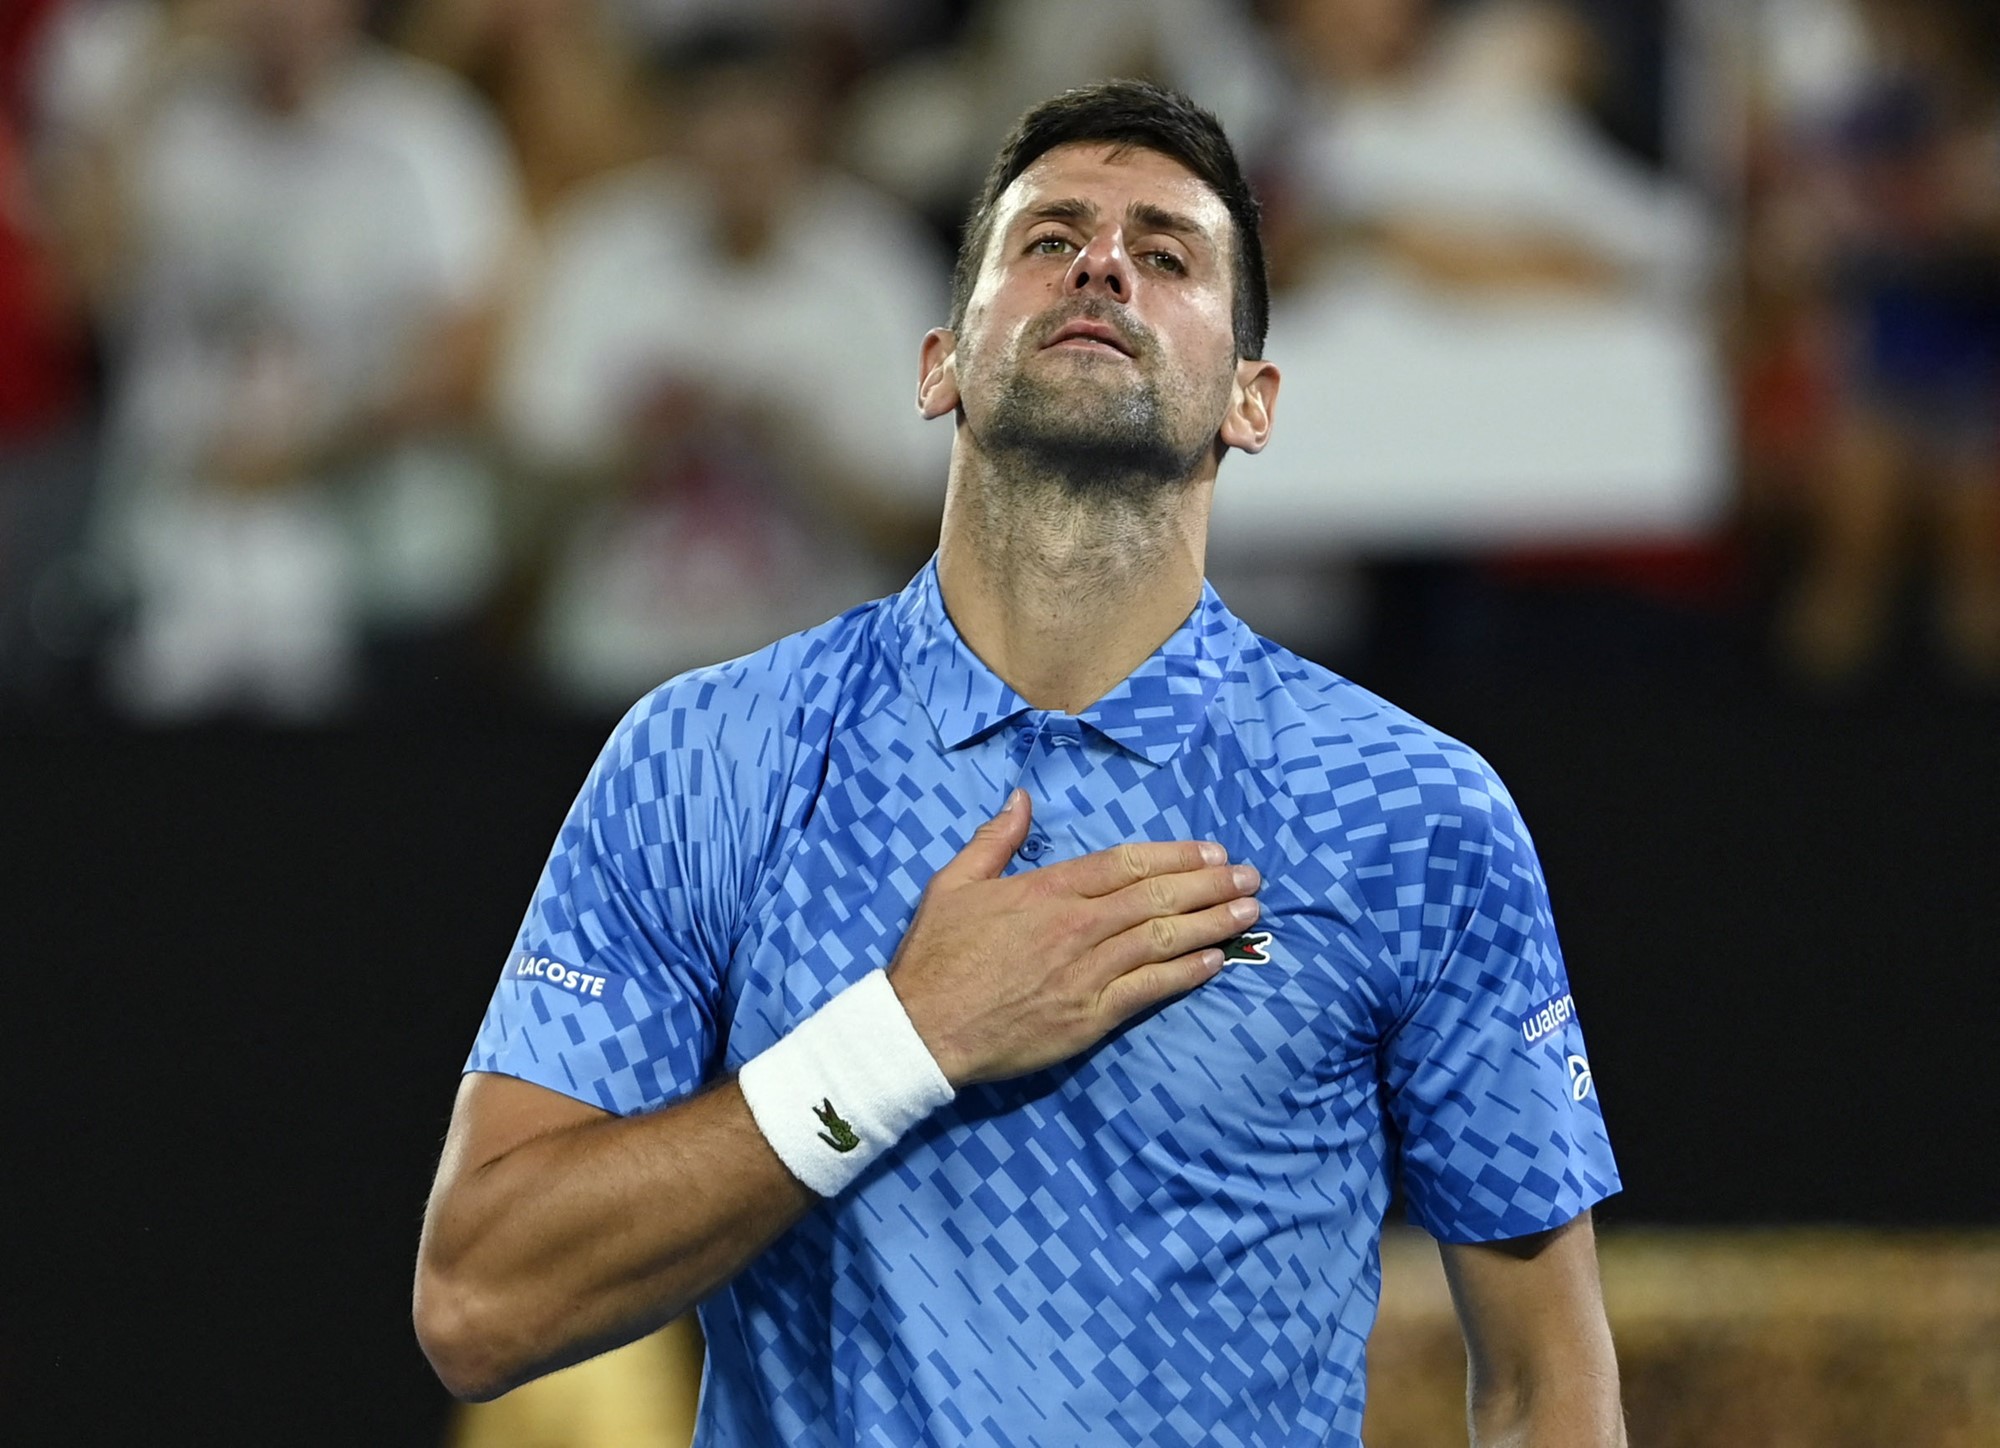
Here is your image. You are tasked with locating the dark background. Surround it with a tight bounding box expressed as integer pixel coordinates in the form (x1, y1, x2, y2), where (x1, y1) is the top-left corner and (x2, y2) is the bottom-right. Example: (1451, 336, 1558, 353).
(11, 629, 1998, 1444)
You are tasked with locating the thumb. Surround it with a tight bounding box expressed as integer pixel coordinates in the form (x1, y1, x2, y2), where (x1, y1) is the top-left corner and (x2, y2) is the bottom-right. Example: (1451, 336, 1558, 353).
(933, 789, 1032, 888)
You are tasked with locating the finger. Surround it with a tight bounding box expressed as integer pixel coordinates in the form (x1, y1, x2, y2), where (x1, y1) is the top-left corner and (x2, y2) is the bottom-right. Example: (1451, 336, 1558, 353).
(1052, 838, 1228, 899)
(1088, 895, 1261, 981)
(1095, 946, 1227, 1028)
(928, 789, 1032, 890)
(1093, 861, 1261, 942)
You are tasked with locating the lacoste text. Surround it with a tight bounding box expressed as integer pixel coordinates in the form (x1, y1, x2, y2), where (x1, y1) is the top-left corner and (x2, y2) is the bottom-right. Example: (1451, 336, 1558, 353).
(513, 954, 610, 998)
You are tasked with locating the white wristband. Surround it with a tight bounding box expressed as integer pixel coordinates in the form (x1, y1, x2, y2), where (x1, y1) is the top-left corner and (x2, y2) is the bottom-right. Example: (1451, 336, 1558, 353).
(737, 969, 956, 1197)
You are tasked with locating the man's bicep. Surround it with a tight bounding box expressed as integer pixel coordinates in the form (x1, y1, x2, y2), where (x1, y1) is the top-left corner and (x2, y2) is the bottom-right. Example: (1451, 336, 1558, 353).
(1437, 1211, 1616, 1393)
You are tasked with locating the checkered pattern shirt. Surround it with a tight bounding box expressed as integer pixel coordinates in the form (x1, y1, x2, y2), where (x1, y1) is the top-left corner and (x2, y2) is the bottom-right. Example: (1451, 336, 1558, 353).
(467, 558, 1621, 1446)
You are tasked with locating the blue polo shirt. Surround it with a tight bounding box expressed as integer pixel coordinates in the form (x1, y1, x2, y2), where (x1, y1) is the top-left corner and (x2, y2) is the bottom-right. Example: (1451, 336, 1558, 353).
(467, 559, 1620, 1447)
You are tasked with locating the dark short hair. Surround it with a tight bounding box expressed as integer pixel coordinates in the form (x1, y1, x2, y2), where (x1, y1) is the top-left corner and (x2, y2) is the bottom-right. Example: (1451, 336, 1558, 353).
(949, 80, 1269, 360)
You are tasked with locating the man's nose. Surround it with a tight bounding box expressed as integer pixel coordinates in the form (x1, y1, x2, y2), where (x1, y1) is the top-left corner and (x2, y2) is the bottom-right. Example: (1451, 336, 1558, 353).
(1065, 229, 1133, 301)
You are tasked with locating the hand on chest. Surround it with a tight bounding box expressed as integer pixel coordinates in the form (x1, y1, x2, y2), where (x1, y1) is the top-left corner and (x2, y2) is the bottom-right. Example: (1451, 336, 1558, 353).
(729, 720, 1384, 1170)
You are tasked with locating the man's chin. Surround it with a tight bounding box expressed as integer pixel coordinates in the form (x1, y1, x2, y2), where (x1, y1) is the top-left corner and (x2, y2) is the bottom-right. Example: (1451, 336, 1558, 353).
(1014, 358, 1149, 415)
(971, 363, 1205, 489)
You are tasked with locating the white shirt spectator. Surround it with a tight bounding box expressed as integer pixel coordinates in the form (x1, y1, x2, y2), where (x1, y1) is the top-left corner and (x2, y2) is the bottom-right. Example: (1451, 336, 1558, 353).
(97, 33, 525, 718)
(843, 0, 1287, 218)
(497, 158, 951, 708)
(1213, 1, 1724, 555)
(1291, 6, 1709, 299)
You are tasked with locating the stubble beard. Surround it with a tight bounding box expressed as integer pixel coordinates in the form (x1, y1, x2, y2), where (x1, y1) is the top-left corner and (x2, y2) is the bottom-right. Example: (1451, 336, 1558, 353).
(964, 308, 1225, 509)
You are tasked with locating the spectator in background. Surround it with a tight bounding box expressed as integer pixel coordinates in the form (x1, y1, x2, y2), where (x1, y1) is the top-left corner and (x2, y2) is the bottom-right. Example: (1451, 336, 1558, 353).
(494, 27, 950, 711)
(841, 0, 1284, 232)
(1269, 0, 1703, 302)
(603, 0, 952, 71)
(0, 0, 97, 711)
(72, 0, 525, 719)
(397, 0, 655, 223)
(1769, 0, 2000, 687)
(1199, 0, 1718, 660)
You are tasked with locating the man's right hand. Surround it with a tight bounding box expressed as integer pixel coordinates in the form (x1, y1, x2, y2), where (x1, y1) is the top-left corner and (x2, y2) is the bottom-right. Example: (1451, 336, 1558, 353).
(887, 789, 1261, 1087)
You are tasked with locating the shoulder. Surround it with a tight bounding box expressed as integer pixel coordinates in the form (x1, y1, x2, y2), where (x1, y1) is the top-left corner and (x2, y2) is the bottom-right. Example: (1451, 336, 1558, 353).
(557, 598, 898, 906)
(599, 596, 896, 779)
(1222, 625, 1522, 838)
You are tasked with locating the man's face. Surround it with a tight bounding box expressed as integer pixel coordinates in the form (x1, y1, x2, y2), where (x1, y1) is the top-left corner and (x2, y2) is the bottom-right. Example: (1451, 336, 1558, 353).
(943, 143, 1247, 497)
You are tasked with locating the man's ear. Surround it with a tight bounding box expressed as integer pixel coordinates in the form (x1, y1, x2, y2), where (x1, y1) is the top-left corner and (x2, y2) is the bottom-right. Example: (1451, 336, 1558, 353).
(918, 328, 961, 420)
(1218, 357, 1280, 455)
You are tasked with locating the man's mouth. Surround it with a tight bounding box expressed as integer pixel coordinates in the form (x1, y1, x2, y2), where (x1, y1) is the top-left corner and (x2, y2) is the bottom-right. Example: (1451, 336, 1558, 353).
(1042, 319, 1135, 357)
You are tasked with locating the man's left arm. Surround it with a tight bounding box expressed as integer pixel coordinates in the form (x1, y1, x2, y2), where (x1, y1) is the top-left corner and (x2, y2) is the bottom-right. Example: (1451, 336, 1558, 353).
(1438, 1210, 1626, 1448)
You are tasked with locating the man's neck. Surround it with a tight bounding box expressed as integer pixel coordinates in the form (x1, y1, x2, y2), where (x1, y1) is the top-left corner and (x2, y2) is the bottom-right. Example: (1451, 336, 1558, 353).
(936, 463, 1211, 715)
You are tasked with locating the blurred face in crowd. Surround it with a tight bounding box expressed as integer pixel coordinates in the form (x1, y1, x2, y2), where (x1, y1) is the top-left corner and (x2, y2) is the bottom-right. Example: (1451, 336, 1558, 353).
(233, 0, 361, 112)
(1850, 0, 2000, 121)
(1280, 0, 1432, 84)
(680, 62, 817, 260)
(486, 0, 594, 45)
(1854, 0, 1942, 56)
(1437, 0, 1600, 102)
(929, 142, 1271, 500)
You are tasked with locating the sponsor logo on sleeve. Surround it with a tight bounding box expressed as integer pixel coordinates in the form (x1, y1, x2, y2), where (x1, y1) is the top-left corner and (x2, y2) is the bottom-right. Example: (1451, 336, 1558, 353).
(511, 952, 611, 1000)
(1567, 1054, 1595, 1101)
(1520, 991, 1576, 1044)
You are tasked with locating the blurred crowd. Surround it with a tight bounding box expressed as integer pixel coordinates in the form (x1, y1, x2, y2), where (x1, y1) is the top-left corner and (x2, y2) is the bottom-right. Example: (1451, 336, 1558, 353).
(1, 0, 1996, 723)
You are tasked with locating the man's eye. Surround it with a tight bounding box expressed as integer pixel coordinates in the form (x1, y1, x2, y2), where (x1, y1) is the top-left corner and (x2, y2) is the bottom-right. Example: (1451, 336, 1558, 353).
(1145, 251, 1186, 274)
(1028, 236, 1072, 255)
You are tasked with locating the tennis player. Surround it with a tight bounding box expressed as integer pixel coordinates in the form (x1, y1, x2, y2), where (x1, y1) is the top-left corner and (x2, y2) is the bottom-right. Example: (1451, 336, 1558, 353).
(416, 80, 1625, 1446)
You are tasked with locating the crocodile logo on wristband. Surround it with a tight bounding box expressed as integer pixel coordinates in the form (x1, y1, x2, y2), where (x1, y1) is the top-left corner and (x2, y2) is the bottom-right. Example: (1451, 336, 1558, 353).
(814, 1098, 861, 1153)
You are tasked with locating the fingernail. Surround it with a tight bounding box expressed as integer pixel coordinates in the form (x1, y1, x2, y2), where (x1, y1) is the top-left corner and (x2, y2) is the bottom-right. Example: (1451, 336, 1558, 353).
(1199, 841, 1227, 865)
(1231, 864, 1260, 891)
(1003, 789, 1024, 815)
(1229, 897, 1260, 923)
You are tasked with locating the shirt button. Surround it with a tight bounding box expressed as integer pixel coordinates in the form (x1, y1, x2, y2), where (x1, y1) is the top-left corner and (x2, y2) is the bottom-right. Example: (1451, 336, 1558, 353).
(1019, 833, 1050, 861)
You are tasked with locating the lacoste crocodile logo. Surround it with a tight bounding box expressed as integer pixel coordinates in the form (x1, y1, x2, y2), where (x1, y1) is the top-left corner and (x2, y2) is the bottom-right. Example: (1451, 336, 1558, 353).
(814, 1098, 860, 1153)
(1220, 930, 1273, 964)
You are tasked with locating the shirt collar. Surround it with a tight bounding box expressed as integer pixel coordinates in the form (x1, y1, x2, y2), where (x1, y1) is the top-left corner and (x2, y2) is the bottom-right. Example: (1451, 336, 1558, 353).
(890, 557, 1238, 765)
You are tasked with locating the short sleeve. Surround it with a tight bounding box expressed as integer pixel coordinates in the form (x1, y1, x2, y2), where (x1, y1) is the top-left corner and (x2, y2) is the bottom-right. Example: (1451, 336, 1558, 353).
(465, 679, 786, 1114)
(1380, 776, 1621, 1242)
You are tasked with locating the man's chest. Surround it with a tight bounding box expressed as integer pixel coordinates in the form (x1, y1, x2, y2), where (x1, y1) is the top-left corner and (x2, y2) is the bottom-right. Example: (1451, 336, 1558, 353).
(718, 723, 1395, 1172)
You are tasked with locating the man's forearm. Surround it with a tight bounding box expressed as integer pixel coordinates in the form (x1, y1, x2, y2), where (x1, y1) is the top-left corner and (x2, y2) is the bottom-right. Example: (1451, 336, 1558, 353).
(1443, 1213, 1625, 1448)
(1469, 1364, 1627, 1448)
(414, 1079, 812, 1401)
